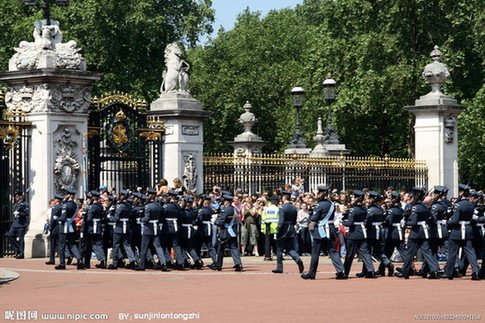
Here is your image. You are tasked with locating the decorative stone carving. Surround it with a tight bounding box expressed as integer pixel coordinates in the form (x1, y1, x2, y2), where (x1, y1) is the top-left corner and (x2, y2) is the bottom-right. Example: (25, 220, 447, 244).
(182, 153, 197, 192)
(160, 43, 190, 94)
(4, 83, 91, 114)
(10, 19, 85, 71)
(238, 101, 257, 135)
(182, 125, 199, 136)
(422, 46, 450, 94)
(54, 127, 80, 192)
(444, 114, 456, 144)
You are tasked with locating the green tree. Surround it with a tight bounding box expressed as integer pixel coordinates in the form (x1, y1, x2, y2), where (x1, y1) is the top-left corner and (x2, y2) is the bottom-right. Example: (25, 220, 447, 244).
(0, 0, 214, 100)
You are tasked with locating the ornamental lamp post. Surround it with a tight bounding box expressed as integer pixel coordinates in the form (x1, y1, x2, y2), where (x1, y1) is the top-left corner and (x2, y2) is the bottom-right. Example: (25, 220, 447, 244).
(23, 0, 70, 26)
(289, 86, 307, 148)
(322, 75, 340, 144)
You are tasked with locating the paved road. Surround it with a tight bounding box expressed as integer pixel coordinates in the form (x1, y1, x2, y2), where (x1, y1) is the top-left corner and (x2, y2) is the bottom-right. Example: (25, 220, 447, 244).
(0, 257, 483, 322)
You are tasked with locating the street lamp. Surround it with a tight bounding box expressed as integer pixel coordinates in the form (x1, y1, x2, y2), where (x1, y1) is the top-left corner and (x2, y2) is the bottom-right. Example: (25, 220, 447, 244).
(322, 75, 340, 144)
(23, 0, 70, 26)
(289, 86, 307, 148)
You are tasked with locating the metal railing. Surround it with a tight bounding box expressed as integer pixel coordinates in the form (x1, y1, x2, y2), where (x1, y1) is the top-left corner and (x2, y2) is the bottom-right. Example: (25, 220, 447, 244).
(203, 153, 428, 194)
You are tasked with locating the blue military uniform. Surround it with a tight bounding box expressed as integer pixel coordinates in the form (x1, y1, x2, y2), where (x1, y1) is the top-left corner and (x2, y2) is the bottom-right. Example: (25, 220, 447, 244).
(7, 192, 29, 259)
(195, 196, 218, 266)
(302, 187, 344, 279)
(274, 193, 303, 274)
(46, 195, 63, 264)
(179, 196, 203, 269)
(383, 193, 404, 276)
(215, 195, 242, 271)
(161, 191, 185, 269)
(86, 193, 106, 268)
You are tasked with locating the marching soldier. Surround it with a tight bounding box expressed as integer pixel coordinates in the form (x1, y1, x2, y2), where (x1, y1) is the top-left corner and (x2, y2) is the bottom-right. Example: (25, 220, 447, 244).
(130, 192, 145, 264)
(301, 186, 345, 280)
(86, 191, 107, 269)
(45, 194, 63, 265)
(195, 195, 218, 269)
(108, 190, 137, 270)
(273, 192, 304, 274)
(56, 189, 85, 270)
(7, 191, 29, 259)
(180, 195, 203, 269)
(135, 189, 169, 271)
(214, 194, 243, 271)
(395, 187, 440, 279)
(343, 190, 376, 278)
(441, 185, 480, 280)
(161, 190, 186, 270)
(383, 192, 404, 276)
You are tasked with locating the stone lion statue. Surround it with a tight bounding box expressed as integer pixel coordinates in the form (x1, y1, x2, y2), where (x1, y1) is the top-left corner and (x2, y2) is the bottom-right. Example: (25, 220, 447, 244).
(160, 42, 190, 93)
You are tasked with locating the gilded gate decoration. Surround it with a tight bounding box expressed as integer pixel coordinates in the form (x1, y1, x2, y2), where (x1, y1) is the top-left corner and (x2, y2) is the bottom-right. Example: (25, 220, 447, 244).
(88, 92, 164, 192)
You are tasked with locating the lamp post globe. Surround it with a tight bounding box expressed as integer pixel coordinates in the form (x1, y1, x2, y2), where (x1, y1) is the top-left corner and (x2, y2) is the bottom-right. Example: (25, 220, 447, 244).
(289, 86, 307, 148)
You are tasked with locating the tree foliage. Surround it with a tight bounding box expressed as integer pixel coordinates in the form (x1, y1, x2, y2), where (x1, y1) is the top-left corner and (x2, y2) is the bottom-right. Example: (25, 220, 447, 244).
(188, 0, 484, 185)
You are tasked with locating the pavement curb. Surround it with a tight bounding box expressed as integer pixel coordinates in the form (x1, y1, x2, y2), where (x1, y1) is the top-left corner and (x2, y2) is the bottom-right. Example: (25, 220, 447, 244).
(0, 268, 20, 284)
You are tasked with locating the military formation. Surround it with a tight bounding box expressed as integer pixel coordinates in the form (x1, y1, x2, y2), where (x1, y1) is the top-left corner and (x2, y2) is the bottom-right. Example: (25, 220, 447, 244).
(7, 182, 485, 281)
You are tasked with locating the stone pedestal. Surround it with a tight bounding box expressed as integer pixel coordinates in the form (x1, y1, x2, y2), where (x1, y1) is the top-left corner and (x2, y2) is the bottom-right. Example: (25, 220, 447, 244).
(150, 93, 211, 193)
(0, 69, 102, 258)
(228, 101, 265, 156)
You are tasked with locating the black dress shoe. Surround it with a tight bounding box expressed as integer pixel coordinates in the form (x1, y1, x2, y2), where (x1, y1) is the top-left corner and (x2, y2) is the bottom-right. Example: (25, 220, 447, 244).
(440, 274, 453, 280)
(15, 254, 24, 259)
(394, 272, 409, 279)
(365, 272, 378, 279)
(195, 260, 204, 270)
(77, 262, 86, 270)
(107, 264, 118, 270)
(387, 263, 394, 277)
(272, 269, 283, 274)
(297, 260, 304, 274)
(335, 272, 347, 280)
(174, 264, 186, 271)
(301, 273, 315, 280)
(355, 272, 365, 278)
(125, 261, 137, 270)
(134, 266, 145, 271)
(66, 257, 73, 265)
(427, 271, 440, 279)
(160, 264, 171, 272)
(234, 264, 243, 272)
(378, 263, 386, 276)
(471, 273, 481, 281)
(95, 262, 106, 269)
(55, 264, 66, 270)
(45, 261, 55, 265)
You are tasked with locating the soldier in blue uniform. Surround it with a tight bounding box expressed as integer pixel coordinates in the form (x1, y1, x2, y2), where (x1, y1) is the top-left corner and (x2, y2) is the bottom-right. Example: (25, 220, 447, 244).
(180, 195, 203, 269)
(382, 192, 404, 276)
(161, 190, 186, 270)
(45, 194, 63, 265)
(85, 191, 107, 269)
(135, 189, 169, 271)
(395, 187, 440, 279)
(214, 195, 243, 271)
(55, 188, 85, 270)
(129, 192, 145, 265)
(441, 184, 480, 280)
(301, 186, 345, 280)
(195, 195, 218, 269)
(273, 192, 304, 274)
(8, 191, 29, 259)
(107, 190, 137, 269)
(102, 196, 118, 264)
(343, 190, 376, 278)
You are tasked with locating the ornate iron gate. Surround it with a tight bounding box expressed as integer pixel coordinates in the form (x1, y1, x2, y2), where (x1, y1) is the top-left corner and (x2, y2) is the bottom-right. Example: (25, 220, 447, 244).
(0, 92, 31, 257)
(88, 93, 164, 193)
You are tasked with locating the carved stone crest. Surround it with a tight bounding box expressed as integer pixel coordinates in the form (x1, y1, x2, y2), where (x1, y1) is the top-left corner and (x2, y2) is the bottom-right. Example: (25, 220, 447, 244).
(54, 127, 80, 192)
(182, 125, 199, 136)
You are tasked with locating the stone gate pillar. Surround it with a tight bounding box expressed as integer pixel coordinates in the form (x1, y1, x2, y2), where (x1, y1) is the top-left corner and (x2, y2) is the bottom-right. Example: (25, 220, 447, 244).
(405, 46, 465, 196)
(0, 19, 102, 257)
(150, 43, 211, 194)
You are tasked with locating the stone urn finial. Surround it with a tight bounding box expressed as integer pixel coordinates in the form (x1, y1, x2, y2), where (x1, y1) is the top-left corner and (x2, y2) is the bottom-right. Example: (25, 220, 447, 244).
(238, 101, 257, 135)
(422, 45, 450, 95)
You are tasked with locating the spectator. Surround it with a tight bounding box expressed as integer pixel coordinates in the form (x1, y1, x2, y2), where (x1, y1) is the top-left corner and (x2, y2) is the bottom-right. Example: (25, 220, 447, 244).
(297, 202, 311, 256)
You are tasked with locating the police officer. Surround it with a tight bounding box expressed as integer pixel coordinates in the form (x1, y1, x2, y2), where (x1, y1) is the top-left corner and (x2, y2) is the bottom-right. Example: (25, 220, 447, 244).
(343, 190, 376, 278)
(161, 190, 185, 270)
(56, 188, 85, 270)
(395, 187, 440, 279)
(180, 195, 203, 269)
(441, 185, 480, 280)
(135, 189, 168, 271)
(214, 194, 243, 271)
(195, 195, 218, 269)
(108, 190, 137, 270)
(382, 192, 404, 276)
(45, 194, 63, 265)
(301, 186, 345, 280)
(273, 192, 304, 274)
(8, 191, 29, 259)
(86, 191, 107, 269)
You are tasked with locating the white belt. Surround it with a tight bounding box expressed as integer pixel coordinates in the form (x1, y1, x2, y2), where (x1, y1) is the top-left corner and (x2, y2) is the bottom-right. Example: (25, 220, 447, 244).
(108, 222, 116, 227)
(203, 221, 212, 236)
(182, 223, 193, 238)
(372, 222, 382, 240)
(166, 218, 178, 232)
(392, 223, 403, 240)
(353, 222, 367, 239)
(476, 223, 485, 236)
(459, 221, 470, 240)
(92, 218, 101, 234)
(325, 220, 334, 237)
(417, 221, 429, 239)
(149, 219, 158, 233)
(120, 218, 129, 234)
(437, 219, 446, 239)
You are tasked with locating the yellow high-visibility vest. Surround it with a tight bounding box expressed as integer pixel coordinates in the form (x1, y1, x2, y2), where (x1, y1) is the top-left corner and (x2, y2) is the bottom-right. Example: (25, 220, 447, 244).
(261, 204, 279, 234)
